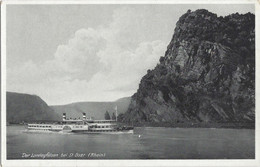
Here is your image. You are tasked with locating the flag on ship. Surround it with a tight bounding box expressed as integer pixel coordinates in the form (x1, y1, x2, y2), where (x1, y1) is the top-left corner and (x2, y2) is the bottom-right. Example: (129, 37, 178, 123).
(115, 106, 118, 121)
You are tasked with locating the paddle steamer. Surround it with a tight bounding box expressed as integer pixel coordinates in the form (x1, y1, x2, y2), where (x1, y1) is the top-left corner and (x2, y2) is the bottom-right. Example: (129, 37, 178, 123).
(27, 109, 134, 134)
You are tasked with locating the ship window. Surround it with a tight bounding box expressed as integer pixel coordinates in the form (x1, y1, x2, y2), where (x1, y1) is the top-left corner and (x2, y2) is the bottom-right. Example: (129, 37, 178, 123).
(102, 126, 104, 128)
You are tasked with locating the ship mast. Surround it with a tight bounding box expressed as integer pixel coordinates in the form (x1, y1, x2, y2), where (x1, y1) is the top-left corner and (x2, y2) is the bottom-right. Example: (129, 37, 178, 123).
(115, 106, 118, 122)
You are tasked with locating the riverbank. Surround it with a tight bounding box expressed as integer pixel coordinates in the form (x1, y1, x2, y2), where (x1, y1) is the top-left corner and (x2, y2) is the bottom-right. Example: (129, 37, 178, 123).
(122, 122, 255, 129)
(8, 121, 255, 129)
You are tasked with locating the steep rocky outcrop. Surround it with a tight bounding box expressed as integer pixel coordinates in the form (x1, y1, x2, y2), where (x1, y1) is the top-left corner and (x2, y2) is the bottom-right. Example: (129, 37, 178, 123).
(7, 92, 60, 123)
(121, 9, 255, 124)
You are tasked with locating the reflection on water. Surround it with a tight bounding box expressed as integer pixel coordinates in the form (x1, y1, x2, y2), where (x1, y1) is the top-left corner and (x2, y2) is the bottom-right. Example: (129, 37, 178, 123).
(7, 125, 255, 159)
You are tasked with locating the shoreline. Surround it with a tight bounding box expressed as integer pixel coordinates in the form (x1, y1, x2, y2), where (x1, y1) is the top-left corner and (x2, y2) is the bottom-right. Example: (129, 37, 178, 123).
(123, 122, 255, 129)
(7, 122, 255, 130)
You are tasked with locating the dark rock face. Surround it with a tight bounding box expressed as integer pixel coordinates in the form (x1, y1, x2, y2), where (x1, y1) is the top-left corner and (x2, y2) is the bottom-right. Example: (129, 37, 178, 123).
(7, 92, 60, 123)
(122, 9, 255, 124)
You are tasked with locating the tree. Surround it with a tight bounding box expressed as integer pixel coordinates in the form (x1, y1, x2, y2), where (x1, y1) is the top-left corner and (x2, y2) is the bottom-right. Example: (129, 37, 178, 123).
(117, 113, 124, 122)
(104, 111, 110, 120)
(112, 112, 116, 120)
(159, 56, 165, 63)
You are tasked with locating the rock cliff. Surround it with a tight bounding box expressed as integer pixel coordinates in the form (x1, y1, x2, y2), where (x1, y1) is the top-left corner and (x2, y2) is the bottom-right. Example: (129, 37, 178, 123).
(121, 9, 255, 124)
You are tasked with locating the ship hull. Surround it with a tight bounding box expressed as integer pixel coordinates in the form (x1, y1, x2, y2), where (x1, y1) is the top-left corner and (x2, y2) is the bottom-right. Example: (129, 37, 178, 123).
(72, 129, 134, 134)
(26, 129, 134, 134)
(27, 124, 134, 134)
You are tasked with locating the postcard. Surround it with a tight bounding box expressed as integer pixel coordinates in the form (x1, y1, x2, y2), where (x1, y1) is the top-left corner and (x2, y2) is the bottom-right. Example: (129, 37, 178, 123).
(1, 0, 259, 166)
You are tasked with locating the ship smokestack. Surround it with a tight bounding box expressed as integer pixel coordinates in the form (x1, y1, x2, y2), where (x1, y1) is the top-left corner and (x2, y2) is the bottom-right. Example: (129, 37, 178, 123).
(63, 113, 66, 121)
(83, 113, 86, 120)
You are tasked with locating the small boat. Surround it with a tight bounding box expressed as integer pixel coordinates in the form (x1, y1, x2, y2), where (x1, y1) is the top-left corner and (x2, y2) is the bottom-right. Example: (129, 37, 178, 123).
(27, 111, 134, 134)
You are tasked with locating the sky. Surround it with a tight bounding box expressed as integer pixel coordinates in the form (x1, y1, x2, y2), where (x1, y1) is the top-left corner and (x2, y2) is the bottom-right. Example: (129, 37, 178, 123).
(6, 4, 254, 105)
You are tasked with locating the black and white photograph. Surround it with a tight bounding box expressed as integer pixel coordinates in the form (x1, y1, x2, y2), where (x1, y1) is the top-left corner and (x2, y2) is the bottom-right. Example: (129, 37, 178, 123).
(1, 0, 259, 166)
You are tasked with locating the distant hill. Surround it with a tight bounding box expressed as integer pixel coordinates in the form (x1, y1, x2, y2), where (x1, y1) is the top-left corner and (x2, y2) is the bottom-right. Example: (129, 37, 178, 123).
(51, 97, 131, 120)
(7, 92, 60, 123)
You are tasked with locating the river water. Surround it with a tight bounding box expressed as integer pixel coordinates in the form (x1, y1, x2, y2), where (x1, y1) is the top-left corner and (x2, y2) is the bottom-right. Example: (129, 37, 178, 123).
(7, 125, 254, 159)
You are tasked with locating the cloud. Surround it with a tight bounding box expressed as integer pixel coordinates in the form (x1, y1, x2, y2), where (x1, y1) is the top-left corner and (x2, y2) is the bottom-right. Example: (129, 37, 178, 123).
(88, 40, 166, 92)
(44, 28, 107, 81)
(7, 7, 167, 104)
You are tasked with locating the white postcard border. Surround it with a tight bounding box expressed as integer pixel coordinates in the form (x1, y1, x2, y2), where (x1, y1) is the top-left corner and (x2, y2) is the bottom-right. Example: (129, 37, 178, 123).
(1, 0, 259, 166)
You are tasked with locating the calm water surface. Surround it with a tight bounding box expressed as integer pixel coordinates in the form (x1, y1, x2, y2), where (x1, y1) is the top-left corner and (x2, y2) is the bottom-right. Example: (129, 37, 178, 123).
(7, 125, 254, 159)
